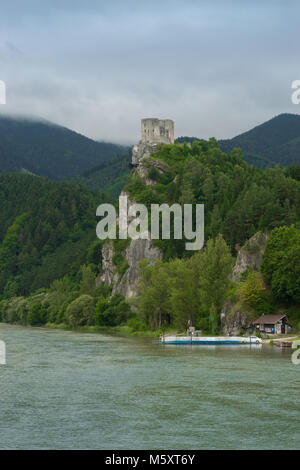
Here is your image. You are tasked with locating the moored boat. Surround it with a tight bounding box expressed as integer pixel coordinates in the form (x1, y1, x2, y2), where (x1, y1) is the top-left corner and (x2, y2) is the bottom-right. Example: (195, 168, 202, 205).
(159, 334, 262, 345)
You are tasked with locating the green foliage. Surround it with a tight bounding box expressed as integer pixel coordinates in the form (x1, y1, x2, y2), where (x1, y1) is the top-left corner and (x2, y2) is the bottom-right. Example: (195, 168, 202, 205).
(127, 316, 147, 332)
(27, 303, 47, 326)
(1, 127, 300, 333)
(285, 165, 300, 182)
(95, 293, 131, 326)
(3, 279, 19, 299)
(112, 239, 130, 277)
(87, 240, 104, 274)
(65, 295, 95, 328)
(73, 153, 131, 196)
(261, 226, 300, 303)
(79, 265, 97, 296)
(136, 235, 233, 332)
(283, 305, 300, 330)
(147, 166, 160, 182)
(219, 113, 300, 168)
(0, 296, 28, 324)
(239, 271, 271, 315)
(136, 259, 173, 330)
(125, 140, 300, 256)
(0, 213, 29, 277)
(169, 256, 201, 329)
(209, 304, 218, 335)
(0, 174, 110, 295)
(0, 116, 128, 180)
(198, 235, 234, 317)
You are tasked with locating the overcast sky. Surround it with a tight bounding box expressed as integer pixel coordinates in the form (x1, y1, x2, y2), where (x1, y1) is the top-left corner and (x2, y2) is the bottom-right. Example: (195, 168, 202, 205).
(0, 0, 299, 144)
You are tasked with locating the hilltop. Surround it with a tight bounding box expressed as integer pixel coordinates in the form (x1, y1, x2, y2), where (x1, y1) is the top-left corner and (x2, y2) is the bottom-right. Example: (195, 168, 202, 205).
(0, 116, 128, 180)
(178, 113, 300, 168)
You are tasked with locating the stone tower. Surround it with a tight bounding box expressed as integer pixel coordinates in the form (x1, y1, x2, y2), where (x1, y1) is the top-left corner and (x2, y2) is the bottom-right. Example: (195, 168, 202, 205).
(141, 118, 174, 145)
(132, 118, 174, 166)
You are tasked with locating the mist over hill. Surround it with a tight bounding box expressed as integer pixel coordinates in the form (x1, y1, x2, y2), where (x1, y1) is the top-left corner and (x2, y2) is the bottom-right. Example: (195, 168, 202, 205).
(1, 113, 300, 198)
(0, 116, 129, 180)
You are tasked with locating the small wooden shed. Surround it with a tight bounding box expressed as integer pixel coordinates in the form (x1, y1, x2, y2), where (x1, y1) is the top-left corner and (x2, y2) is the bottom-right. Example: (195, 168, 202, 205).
(253, 314, 292, 335)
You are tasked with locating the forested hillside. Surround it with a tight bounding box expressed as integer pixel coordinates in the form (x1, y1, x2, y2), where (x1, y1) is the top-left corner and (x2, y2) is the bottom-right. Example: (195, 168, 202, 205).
(73, 152, 131, 196)
(0, 116, 128, 180)
(0, 174, 113, 295)
(0, 139, 299, 335)
(178, 113, 300, 168)
(125, 139, 300, 257)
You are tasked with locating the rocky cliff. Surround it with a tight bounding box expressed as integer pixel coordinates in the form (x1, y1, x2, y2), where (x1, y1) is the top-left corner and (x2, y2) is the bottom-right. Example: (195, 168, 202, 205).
(98, 150, 164, 299)
(221, 231, 269, 335)
(220, 300, 254, 335)
(232, 231, 269, 282)
(98, 237, 162, 298)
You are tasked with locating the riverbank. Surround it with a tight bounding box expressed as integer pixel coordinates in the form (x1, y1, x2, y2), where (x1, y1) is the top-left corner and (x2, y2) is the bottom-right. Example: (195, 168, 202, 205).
(44, 322, 171, 338)
(0, 321, 165, 338)
(2, 320, 298, 345)
(262, 335, 300, 344)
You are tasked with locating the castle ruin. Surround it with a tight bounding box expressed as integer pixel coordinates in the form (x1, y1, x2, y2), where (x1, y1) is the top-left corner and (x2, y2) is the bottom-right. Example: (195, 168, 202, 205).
(132, 118, 174, 166)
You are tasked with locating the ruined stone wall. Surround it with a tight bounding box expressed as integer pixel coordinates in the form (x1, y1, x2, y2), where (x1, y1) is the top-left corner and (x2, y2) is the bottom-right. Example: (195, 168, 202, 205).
(132, 118, 174, 166)
(141, 118, 174, 145)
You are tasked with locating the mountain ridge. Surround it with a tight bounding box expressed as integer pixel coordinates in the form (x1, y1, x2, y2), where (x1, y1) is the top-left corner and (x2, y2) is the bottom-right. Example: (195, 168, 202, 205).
(0, 115, 129, 180)
(178, 113, 300, 168)
(1, 113, 300, 194)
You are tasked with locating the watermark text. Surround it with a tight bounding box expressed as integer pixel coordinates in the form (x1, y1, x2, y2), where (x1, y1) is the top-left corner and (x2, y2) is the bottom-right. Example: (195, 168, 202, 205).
(291, 80, 300, 104)
(0, 340, 6, 365)
(291, 340, 300, 365)
(0, 80, 6, 104)
(96, 196, 204, 251)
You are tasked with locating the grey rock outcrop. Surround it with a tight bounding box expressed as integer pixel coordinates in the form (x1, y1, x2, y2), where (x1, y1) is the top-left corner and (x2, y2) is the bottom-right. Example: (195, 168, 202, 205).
(98, 238, 162, 299)
(98, 241, 118, 288)
(136, 158, 169, 186)
(98, 117, 174, 299)
(132, 142, 159, 167)
(220, 231, 269, 334)
(120, 239, 162, 298)
(98, 160, 166, 298)
(220, 300, 254, 335)
(232, 231, 269, 281)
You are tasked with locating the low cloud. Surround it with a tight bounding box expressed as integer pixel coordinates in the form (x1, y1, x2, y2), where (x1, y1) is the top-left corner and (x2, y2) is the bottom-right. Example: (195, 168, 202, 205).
(0, 0, 299, 143)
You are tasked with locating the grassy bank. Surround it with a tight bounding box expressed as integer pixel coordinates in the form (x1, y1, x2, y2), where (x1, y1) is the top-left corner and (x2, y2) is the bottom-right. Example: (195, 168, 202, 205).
(45, 322, 174, 338)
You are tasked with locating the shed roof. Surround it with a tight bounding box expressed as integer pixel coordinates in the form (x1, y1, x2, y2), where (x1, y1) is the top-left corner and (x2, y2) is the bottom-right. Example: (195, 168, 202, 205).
(253, 314, 287, 325)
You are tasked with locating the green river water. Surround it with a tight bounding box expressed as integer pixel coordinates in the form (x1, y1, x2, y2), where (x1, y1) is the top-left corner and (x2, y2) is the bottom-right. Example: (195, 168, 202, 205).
(0, 323, 299, 450)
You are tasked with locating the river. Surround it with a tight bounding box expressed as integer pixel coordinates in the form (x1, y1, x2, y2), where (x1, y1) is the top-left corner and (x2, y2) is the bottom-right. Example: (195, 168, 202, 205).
(0, 323, 299, 449)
